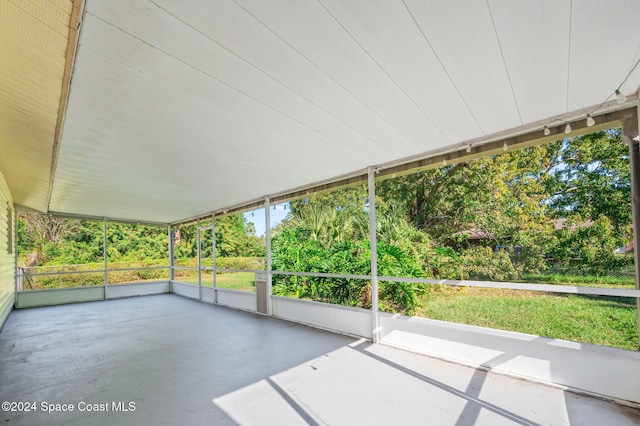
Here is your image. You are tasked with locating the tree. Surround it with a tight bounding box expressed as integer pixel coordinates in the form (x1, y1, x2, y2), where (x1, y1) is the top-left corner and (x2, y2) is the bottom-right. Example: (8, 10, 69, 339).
(214, 214, 265, 257)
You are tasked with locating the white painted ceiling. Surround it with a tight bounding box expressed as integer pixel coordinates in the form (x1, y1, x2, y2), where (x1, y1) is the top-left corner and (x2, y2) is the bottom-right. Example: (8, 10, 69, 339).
(10, 0, 640, 223)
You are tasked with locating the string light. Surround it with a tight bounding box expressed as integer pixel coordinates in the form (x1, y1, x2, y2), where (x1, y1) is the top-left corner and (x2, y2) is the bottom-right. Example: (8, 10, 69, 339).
(540, 57, 639, 139)
(466, 145, 472, 153)
(503, 142, 508, 151)
(442, 159, 447, 166)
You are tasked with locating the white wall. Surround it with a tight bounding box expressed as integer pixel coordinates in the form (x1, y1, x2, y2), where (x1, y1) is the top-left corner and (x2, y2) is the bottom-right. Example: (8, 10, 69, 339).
(379, 313, 640, 405)
(16, 286, 105, 308)
(105, 281, 170, 299)
(217, 289, 256, 313)
(171, 281, 199, 299)
(0, 171, 15, 329)
(272, 296, 372, 339)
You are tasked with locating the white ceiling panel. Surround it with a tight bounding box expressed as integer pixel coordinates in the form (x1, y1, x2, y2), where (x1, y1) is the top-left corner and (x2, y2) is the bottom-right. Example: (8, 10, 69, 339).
(314, 0, 481, 143)
(402, 0, 522, 135)
(3, 0, 640, 223)
(567, 0, 640, 111)
(489, 0, 571, 123)
(147, 0, 426, 155)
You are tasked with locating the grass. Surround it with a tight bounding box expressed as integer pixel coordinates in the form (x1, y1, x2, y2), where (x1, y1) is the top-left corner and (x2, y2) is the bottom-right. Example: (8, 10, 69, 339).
(415, 286, 638, 351)
(174, 272, 255, 292)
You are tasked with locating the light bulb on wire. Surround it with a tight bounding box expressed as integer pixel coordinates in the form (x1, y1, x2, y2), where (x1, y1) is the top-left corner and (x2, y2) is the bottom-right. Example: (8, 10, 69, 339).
(586, 114, 595, 127)
(564, 123, 572, 134)
(543, 126, 551, 136)
(615, 90, 627, 104)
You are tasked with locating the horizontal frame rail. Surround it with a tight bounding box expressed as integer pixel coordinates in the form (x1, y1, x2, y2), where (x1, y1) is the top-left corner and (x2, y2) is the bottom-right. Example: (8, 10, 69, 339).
(22, 266, 170, 277)
(21, 269, 640, 298)
(271, 270, 640, 298)
(272, 270, 371, 280)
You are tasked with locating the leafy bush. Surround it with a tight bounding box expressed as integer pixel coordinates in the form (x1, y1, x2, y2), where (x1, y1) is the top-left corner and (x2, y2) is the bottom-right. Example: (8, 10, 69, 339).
(271, 226, 426, 314)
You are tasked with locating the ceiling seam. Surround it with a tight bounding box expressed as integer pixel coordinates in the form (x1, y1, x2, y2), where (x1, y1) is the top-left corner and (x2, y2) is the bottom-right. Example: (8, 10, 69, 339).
(85, 11, 367, 163)
(147, 0, 400, 158)
(624, 38, 640, 93)
(401, 0, 485, 135)
(485, 0, 523, 125)
(565, 0, 573, 113)
(226, 0, 415, 153)
(315, 0, 450, 144)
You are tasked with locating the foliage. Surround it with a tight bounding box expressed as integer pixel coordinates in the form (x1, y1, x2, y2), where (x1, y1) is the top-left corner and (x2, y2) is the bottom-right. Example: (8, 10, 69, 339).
(18, 212, 265, 267)
(272, 195, 428, 313)
(214, 214, 266, 257)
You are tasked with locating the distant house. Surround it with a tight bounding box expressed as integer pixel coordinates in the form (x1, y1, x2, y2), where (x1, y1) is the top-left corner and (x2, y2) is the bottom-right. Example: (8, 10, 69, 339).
(447, 218, 632, 254)
(446, 228, 496, 250)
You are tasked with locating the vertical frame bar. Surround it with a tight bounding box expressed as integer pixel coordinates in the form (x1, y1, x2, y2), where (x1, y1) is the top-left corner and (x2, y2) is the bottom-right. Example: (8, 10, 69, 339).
(367, 167, 380, 343)
(197, 218, 202, 301)
(623, 112, 640, 347)
(265, 196, 272, 316)
(212, 213, 217, 304)
(168, 225, 174, 282)
(103, 218, 108, 299)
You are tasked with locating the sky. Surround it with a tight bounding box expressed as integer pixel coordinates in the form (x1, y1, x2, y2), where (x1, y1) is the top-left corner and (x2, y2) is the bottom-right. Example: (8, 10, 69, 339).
(244, 204, 289, 237)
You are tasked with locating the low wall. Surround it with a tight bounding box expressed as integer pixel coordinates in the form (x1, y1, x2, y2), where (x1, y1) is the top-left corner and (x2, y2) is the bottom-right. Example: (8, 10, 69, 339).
(16, 286, 105, 308)
(171, 281, 199, 300)
(272, 296, 372, 339)
(106, 281, 170, 299)
(15, 281, 171, 308)
(217, 289, 256, 313)
(379, 313, 640, 405)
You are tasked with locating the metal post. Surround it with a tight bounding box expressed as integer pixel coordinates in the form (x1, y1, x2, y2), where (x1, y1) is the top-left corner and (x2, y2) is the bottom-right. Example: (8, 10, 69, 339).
(197, 218, 202, 301)
(623, 112, 640, 348)
(168, 225, 174, 284)
(212, 214, 217, 304)
(265, 196, 273, 316)
(103, 218, 108, 299)
(367, 167, 380, 343)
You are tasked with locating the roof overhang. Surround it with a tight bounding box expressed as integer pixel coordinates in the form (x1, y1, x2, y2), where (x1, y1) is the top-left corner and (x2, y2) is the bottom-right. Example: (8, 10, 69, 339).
(3, 0, 640, 224)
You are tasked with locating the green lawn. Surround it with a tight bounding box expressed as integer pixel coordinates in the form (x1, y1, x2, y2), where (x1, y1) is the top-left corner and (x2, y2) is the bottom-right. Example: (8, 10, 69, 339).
(175, 272, 255, 292)
(415, 287, 638, 351)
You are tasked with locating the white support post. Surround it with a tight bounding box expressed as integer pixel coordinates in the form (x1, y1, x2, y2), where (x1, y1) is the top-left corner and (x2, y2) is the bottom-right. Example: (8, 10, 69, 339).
(103, 218, 108, 299)
(623, 110, 640, 348)
(265, 196, 273, 316)
(197, 218, 202, 301)
(367, 167, 380, 343)
(212, 213, 217, 304)
(168, 225, 174, 284)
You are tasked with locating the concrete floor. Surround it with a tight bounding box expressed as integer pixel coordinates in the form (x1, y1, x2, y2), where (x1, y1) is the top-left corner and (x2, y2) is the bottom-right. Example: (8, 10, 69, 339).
(0, 294, 639, 426)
